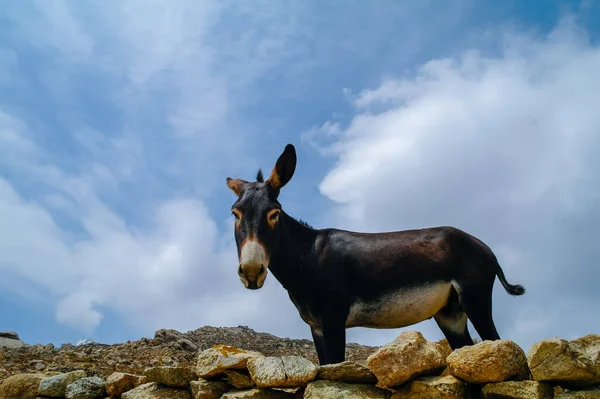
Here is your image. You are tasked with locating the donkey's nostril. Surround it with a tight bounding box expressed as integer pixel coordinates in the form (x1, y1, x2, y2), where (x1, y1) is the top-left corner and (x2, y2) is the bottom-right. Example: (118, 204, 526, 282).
(238, 264, 243, 275)
(259, 264, 265, 274)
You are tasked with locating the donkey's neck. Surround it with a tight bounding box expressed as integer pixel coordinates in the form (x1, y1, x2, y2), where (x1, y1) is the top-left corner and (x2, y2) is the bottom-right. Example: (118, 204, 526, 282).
(269, 212, 319, 293)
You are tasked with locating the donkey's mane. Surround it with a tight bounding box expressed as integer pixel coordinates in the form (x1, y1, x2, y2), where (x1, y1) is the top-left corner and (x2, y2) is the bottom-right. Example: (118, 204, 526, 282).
(295, 217, 313, 229)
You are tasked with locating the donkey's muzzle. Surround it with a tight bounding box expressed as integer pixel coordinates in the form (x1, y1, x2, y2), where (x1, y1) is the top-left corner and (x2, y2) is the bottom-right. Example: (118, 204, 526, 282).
(238, 263, 266, 290)
(238, 240, 269, 289)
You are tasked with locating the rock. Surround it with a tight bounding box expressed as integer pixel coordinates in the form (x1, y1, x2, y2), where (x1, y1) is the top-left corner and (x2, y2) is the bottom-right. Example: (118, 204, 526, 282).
(105, 372, 140, 396)
(367, 331, 447, 387)
(0, 331, 25, 349)
(154, 329, 184, 343)
(178, 338, 199, 352)
(0, 373, 44, 399)
(247, 355, 318, 388)
(0, 331, 20, 339)
(276, 387, 302, 394)
(391, 375, 465, 399)
(482, 381, 553, 398)
(436, 338, 479, 359)
(65, 376, 106, 399)
(0, 326, 378, 378)
(135, 375, 149, 386)
(554, 386, 600, 398)
(527, 335, 600, 387)
(446, 340, 529, 383)
(304, 380, 391, 399)
(190, 379, 232, 399)
(317, 361, 377, 384)
(437, 339, 454, 359)
(225, 370, 256, 388)
(122, 382, 191, 399)
(221, 388, 296, 398)
(144, 366, 194, 387)
(196, 345, 264, 378)
(38, 370, 87, 397)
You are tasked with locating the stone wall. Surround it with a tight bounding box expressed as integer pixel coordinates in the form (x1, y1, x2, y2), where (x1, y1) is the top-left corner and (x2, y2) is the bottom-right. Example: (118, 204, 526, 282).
(0, 331, 598, 398)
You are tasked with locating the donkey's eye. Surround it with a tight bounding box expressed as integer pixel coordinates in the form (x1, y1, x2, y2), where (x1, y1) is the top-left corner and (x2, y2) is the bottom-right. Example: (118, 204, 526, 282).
(232, 210, 241, 220)
(268, 210, 280, 222)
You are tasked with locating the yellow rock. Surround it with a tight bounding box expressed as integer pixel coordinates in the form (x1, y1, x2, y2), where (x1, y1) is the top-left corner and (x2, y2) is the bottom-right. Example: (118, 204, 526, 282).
(196, 345, 264, 379)
(482, 380, 553, 398)
(391, 375, 465, 399)
(367, 331, 447, 388)
(446, 340, 529, 383)
(0, 373, 44, 399)
(527, 335, 600, 387)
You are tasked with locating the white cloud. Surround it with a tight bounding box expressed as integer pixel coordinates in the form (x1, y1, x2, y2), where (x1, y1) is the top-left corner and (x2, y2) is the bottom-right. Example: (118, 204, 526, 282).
(311, 17, 600, 349)
(0, 114, 304, 338)
(0, 0, 312, 340)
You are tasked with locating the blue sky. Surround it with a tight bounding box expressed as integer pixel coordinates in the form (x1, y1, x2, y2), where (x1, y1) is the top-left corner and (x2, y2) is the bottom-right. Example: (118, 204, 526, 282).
(1, 1, 599, 350)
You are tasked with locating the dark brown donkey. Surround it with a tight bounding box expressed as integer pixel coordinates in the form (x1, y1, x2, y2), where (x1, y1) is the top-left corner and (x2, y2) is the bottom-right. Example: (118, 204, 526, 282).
(226, 144, 525, 365)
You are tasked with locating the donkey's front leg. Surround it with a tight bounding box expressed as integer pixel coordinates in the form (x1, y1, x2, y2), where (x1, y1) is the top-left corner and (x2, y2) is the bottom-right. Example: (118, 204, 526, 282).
(321, 319, 346, 365)
(310, 327, 326, 365)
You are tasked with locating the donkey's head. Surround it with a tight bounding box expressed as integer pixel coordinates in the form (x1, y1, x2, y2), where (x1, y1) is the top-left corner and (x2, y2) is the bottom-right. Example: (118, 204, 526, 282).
(226, 144, 297, 290)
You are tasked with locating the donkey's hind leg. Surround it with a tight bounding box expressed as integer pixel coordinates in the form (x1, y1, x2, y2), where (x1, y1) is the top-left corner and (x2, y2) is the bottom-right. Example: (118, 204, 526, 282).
(454, 280, 501, 341)
(434, 287, 474, 350)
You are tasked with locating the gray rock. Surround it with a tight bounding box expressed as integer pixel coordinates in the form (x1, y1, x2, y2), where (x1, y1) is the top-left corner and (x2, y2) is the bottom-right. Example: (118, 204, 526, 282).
(122, 382, 191, 399)
(247, 355, 318, 388)
(65, 376, 106, 399)
(0, 331, 25, 348)
(177, 337, 199, 351)
(0, 331, 20, 339)
(38, 370, 87, 397)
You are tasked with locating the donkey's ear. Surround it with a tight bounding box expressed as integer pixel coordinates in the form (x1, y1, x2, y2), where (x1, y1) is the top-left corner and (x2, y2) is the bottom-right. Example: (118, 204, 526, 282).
(226, 177, 247, 196)
(266, 144, 297, 194)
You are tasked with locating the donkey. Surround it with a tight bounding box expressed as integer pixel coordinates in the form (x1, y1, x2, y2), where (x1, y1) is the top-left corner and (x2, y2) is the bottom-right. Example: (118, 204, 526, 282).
(226, 144, 525, 365)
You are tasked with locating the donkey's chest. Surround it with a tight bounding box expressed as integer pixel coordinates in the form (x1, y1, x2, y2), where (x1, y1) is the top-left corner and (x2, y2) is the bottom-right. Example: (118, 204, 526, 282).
(345, 283, 452, 329)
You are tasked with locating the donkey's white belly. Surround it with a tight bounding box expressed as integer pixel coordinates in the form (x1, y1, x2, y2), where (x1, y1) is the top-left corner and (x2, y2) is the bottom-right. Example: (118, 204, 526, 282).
(346, 283, 452, 329)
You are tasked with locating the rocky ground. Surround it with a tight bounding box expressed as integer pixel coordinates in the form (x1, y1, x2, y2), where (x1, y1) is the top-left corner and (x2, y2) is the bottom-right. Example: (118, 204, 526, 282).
(1, 330, 599, 398)
(0, 326, 377, 379)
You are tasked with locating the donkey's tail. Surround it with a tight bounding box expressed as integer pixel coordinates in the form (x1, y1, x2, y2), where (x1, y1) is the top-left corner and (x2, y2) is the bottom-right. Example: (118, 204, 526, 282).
(496, 265, 525, 296)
